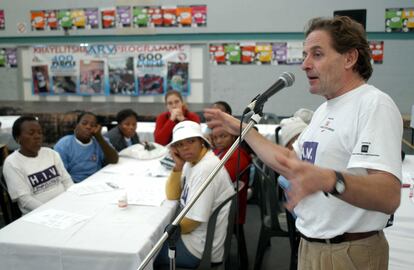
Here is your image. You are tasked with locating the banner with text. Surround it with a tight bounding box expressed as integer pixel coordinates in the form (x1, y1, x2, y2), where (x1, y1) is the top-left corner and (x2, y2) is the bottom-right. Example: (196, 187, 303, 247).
(29, 44, 191, 96)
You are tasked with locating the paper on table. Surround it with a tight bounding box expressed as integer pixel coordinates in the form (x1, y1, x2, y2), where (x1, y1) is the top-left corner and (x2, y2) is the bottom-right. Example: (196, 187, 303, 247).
(146, 163, 171, 177)
(22, 209, 91, 230)
(67, 182, 118, 196)
(124, 178, 167, 206)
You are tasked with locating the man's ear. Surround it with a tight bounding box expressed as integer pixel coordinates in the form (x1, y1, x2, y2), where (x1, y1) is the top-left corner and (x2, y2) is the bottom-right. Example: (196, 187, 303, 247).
(344, 48, 358, 70)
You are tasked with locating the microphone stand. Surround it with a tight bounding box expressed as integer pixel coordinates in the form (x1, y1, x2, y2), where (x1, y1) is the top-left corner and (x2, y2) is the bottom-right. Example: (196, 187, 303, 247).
(137, 112, 263, 270)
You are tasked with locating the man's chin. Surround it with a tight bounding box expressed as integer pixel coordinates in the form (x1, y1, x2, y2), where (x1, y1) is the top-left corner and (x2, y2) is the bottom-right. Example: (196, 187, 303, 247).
(309, 87, 319, 95)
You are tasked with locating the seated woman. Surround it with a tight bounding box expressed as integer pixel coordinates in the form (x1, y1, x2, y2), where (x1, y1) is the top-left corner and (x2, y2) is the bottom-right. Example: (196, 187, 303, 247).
(204, 100, 233, 145)
(105, 109, 140, 152)
(54, 112, 118, 183)
(154, 90, 200, 146)
(211, 100, 232, 115)
(211, 126, 252, 225)
(3, 116, 74, 214)
(154, 121, 234, 268)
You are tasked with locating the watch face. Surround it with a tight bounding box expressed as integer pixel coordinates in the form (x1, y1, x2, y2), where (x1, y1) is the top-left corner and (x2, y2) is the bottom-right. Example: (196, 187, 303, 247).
(336, 179, 346, 194)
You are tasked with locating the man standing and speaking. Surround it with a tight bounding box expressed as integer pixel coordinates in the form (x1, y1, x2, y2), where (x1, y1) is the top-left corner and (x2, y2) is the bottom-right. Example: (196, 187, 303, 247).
(205, 16, 402, 270)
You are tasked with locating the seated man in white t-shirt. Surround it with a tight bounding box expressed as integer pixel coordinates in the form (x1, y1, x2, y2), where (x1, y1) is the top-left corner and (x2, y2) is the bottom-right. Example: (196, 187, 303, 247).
(3, 116, 74, 214)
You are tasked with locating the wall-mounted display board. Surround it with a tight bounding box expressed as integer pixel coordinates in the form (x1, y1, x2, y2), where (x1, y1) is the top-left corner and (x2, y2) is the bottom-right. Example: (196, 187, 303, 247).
(29, 44, 191, 97)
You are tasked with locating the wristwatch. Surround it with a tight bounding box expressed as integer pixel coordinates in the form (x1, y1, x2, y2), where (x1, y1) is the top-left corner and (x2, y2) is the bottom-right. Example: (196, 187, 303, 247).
(330, 171, 346, 195)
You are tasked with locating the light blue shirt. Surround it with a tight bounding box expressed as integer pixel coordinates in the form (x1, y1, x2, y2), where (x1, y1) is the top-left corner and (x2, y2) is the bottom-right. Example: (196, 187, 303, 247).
(54, 135, 108, 183)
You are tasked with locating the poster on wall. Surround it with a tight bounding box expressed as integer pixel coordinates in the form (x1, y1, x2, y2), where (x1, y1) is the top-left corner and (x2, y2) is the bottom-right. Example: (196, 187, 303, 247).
(286, 42, 303, 65)
(51, 54, 78, 94)
(191, 5, 207, 27)
(272, 42, 287, 65)
(0, 10, 5, 30)
(240, 42, 256, 65)
(116, 6, 132, 28)
(0, 49, 6, 67)
(135, 45, 190, 96)
(45, 10, 58, 30)
(148, 6, 163, 27)
(133, 6, 150, 27)
(58, 10, 72, 30)
(255, 43, 272, 65)
(101, 8, 116, 29)
(79, 60, 105, 95)
(209, 44, 226, 65)
(108, 57, 136, 95)
(385, 7, 414, 32)
(224, 44, 241, 65)
(177, 6, 192, 27)
(71, 9, 87, 30)
(31, 11, 46, 31)
(167, 62, 189, 94)
(162, 6, 177, 27)
(369, 41, 384, 64)
(5, 48, 18, 68)
(32, 65, 50, 94)
(29, 44, 190, 96)
(85, 8, 99, 29)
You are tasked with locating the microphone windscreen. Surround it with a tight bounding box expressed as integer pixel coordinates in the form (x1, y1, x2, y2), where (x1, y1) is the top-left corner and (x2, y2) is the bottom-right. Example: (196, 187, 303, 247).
(281, 72, 295, 87)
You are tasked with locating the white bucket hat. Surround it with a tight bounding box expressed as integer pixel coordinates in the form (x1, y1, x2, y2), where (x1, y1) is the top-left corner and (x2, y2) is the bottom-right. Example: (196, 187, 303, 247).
(279, 117, 308, 147)
(168, 121, 211, 148)
(293, 108, 314, 124)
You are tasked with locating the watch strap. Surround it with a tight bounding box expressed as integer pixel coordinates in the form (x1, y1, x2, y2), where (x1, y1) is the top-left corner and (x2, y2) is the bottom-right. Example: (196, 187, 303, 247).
(330, 171, 345, 195)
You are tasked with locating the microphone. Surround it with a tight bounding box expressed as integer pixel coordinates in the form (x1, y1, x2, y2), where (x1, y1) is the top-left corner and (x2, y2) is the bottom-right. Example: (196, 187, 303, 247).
(244, 72, 295, 114)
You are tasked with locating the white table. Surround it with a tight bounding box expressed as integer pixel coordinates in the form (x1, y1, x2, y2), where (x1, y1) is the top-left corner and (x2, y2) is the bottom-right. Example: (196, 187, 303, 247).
(385, 155, 414, 270)
(136, 122, 278, 143)
(0, 155, 176, 270)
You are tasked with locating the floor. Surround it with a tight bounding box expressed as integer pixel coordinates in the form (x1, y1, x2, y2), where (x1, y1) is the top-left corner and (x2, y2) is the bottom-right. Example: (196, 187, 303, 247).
(237, 204, 291, 270)
(0, 128, 413, 270)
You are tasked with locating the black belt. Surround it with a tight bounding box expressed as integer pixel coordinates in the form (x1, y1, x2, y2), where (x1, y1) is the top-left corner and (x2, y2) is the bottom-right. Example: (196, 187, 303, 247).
(300, 231, 379, 244)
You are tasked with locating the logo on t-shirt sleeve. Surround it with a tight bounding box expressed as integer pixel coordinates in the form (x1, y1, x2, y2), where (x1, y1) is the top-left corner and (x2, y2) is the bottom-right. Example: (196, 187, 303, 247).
(28, 165, 61, 193)
(301, 141, 318, 164)
(180, 176, 188, 207)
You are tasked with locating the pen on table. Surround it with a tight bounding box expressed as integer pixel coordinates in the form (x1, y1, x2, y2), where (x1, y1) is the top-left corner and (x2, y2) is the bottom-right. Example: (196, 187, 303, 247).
(106, 182, 119, 189)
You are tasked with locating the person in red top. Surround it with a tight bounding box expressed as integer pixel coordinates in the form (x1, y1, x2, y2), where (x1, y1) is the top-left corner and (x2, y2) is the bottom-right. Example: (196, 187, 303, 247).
(211, 126, 252, 269)
(154, 90, 200, 145)
(211, 126, 251, 224)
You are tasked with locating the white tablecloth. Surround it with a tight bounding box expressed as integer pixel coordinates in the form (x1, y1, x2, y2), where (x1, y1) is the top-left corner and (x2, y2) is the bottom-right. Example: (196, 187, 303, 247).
(0, 155, 176, 270)
(385, 155, 414, 270)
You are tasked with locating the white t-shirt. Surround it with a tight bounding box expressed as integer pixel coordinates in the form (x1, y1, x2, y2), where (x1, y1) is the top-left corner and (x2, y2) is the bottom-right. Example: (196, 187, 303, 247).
(292, 84, 402, 238)
(180, 151, 235, 263)
(3, 147, 74, 214)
